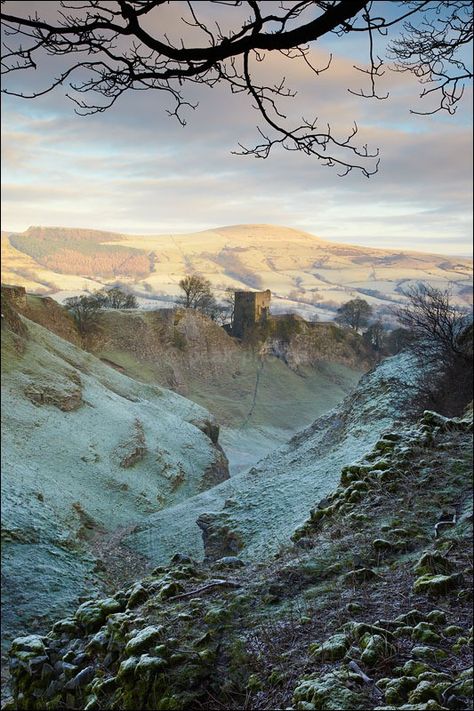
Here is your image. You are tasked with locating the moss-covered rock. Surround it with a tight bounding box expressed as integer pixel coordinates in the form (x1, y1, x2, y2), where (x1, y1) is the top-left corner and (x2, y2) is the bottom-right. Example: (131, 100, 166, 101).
(400, 660, 433, 677)
(293, 668, 367, 710)
(344, 568, 380, 585)
(343, 621, 394, 642)
(158, 581, 184, 600)
(384, 676, 419, 704)
(135, 653, 168, 676)
(408, 680, 441, 704)
(124, 626, 164, 656)
(126, 583, 150, 608)
(393, 625, 414, 639)
(425, 610, 447, 625)
(443, 624, 463, 637)
(414, 552, 454, 576)
(360, 633, 395, 667)
(373, 538, 395, 551)
(454, 667, 473, 697)
(309, 633, 350, 661)
(412, 646, 448, 662)
(411, 622, 442, 644)
(395, 610, 426, 625)
(413, 573, 463, 596)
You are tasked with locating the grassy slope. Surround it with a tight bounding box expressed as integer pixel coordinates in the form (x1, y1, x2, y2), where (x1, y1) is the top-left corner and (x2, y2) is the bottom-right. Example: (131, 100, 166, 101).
(6, 409, 472, 711)
(1, 311, 227, 653)
(122, 352, 426, 566)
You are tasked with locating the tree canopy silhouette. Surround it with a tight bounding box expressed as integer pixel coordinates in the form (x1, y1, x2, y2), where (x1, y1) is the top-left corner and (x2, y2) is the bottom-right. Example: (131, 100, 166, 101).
(335, 297, 373, 331)
(1, 1, 472, 176)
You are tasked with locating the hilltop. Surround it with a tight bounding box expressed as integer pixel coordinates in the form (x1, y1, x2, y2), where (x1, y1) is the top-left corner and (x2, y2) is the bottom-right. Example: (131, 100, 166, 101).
(2, 225, 472, 320)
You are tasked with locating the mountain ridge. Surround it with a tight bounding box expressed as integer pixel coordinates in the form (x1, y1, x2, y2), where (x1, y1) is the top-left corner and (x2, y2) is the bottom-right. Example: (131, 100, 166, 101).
(2, 224, 472, 321)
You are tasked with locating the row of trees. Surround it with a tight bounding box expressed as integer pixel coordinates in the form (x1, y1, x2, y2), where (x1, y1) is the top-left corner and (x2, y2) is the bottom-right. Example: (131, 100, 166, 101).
(64, 286, 138, 335)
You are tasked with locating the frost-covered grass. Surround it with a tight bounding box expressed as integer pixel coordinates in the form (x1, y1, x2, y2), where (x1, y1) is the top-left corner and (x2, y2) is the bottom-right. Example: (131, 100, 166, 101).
(127, 352, 425, 565)
(1, 317, 225, 649)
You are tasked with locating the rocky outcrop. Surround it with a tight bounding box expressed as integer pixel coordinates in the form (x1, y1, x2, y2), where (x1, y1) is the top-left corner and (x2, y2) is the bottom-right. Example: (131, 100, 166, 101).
(24, 382, 83, 411)
(190, 418, 220, 445)
(196, 511, 244, 561)
(199, 445, 230, 491)
(113, 419, 147, 468)
(262, 320, 374, 371)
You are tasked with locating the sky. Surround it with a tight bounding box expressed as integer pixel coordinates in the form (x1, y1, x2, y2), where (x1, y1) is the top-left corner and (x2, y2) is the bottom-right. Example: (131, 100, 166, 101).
(1, 1, 473, 256)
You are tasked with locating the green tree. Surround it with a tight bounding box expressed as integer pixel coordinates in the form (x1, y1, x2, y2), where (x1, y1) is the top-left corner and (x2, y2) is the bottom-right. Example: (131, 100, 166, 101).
(335, 298, 373, 332)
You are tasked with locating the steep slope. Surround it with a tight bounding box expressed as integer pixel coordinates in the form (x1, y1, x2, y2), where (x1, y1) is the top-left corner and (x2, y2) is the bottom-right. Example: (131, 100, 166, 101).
(1, 307, 228, 652)
(2, 224, 472, 318)
(122, 351, 429, 566)
(93, 308, 369, 473)
(5, 408, 472, 711)
(9, 292, 370, 475)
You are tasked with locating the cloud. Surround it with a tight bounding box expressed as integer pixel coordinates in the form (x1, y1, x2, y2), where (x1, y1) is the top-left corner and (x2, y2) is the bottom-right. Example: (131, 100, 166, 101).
(1, 2, 472, 256)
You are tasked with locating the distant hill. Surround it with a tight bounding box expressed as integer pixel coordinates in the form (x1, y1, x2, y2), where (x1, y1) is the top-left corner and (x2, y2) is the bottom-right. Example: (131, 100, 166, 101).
(2, 224, 472, 319)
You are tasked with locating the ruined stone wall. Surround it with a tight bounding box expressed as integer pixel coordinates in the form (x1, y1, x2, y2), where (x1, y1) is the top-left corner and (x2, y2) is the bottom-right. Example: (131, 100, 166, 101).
(232, 289, 271, 339)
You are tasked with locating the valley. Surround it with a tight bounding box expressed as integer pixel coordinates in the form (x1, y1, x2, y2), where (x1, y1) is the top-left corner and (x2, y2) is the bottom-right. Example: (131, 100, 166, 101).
(0, 287, 369, 656)
(2, 284, 472, 711)
(1, 263, 472, 710)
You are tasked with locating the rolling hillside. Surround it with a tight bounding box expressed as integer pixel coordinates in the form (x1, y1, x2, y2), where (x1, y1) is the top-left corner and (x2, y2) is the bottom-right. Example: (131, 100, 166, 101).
(2, 225, 472, 320)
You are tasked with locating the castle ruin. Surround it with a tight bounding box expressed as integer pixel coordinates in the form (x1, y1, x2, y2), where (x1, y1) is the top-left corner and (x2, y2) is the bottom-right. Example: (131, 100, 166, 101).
(232, 289, 271, 339)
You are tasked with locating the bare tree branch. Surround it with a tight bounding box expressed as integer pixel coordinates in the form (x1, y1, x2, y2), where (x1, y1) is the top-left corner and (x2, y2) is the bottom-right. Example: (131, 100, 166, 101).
(1, 1, 472, 170)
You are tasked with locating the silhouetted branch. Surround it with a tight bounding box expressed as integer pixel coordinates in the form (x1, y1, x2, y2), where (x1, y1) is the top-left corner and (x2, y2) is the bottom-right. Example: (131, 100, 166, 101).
(1, 1, 472, 170)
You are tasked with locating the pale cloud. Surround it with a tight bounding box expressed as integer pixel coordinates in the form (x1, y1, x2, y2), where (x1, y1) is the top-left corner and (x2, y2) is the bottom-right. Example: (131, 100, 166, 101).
(1, 2, 472, 256)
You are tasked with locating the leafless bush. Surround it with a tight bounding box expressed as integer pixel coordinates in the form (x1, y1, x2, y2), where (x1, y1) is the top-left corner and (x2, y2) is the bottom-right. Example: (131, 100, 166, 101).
(394, 284, 473, 415)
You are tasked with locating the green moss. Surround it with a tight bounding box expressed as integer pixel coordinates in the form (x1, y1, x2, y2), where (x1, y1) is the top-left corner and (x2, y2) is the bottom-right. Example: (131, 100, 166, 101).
(413, 573, 463, 596)
(411, 622, 442, 644)
(384, 676, 419, 704)
(124, 626, 164, 656)
(293, 668, 367, 710)
(414, 552, 453, 576)
(309, 633, 350, 661)
(412, 646, 448, 662)
(408, 680, 440, 704)
(425, 610, 447, 625)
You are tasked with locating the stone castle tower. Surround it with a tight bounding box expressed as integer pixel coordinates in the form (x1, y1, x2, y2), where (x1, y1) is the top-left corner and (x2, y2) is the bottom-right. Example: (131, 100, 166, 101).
(232, 289, 271, 339)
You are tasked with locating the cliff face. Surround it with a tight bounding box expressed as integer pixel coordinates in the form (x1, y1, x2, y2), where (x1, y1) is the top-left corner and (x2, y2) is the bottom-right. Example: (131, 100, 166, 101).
(262, 320, 373, 371)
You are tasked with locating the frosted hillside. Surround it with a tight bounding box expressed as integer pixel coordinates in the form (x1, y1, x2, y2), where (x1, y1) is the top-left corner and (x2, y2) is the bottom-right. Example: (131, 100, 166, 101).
(2, 224, 472, 321)
(1, 317, 227, 649)
(127, 352, 424, 564)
